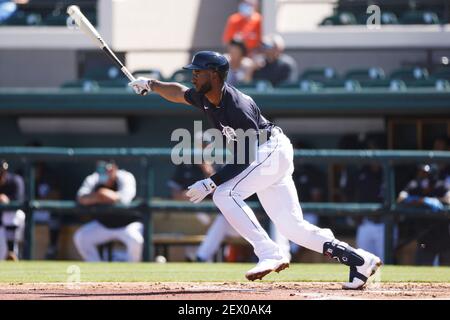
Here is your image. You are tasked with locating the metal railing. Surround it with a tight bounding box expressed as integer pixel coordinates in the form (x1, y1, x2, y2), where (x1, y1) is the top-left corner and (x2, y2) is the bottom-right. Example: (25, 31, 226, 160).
(1, 147, 449, 264)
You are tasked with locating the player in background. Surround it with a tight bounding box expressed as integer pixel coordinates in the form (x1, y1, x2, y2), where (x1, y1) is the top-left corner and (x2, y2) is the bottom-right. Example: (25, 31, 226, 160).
(129, 51, 382, 289)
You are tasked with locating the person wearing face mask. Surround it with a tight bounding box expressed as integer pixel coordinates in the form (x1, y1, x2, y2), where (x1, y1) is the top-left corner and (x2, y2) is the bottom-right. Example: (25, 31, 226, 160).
(222, 0, 262, 54)
(73, 160, 142, 262)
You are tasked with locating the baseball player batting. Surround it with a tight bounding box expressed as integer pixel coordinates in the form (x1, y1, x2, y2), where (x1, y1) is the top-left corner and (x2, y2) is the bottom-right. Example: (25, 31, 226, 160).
(129, 51, 382, 289)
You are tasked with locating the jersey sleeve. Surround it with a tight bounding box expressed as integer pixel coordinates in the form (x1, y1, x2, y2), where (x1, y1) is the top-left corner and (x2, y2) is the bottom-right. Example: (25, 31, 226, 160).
(77, 174, 97, 199)
(184, 88, 203, 109)
(12, 175, 25, 202)
(116, 171, 136, 204)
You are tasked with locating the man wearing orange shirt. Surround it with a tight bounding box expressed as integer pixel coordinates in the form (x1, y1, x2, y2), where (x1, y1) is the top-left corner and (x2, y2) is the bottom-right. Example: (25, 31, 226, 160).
(223, 0, 262, 54)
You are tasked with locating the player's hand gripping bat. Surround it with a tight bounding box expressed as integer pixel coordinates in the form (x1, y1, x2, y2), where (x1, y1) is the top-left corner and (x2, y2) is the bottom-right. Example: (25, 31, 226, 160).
(66, 5, 147, 95)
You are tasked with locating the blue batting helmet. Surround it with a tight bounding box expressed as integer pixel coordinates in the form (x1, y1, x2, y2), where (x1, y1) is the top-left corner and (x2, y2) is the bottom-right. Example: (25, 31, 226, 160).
(183, 51, 229, 79)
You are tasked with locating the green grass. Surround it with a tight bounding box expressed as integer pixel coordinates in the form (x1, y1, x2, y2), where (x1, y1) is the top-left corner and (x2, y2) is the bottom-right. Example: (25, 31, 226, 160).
(0, 262, 449, 283)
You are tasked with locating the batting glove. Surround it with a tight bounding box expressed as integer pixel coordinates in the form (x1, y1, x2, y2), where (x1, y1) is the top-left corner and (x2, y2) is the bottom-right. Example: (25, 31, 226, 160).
(186, 178, 217, 203)
(128, 77, 152, 96)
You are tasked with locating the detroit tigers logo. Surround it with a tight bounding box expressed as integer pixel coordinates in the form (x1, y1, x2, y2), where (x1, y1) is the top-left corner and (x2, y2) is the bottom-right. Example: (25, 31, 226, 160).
(220, 123, 237, 143)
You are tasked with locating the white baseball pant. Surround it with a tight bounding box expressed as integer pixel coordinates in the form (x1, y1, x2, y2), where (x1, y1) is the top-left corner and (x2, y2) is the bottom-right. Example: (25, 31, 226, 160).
(196, 214, 291, 261)
(212, 132, 335, 261)
(0, 210, 26, 260)
(73, 221, 143, 262)
(356, 218, 385, 261)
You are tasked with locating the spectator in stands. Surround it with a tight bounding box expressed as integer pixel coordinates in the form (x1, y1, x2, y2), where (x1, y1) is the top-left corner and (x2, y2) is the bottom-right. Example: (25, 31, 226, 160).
(0, 159, 25, 261)
(0, 0, 28, 23)
(251, 34, 299, 86)
(224, 38, 254, 87)
(73, 160, 142, 262)
(397, 163, 450, 265)
(222, 0, 262, 54)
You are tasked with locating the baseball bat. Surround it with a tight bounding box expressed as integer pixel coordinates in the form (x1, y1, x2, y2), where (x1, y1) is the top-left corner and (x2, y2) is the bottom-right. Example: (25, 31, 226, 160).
(66, 5, 147, 95)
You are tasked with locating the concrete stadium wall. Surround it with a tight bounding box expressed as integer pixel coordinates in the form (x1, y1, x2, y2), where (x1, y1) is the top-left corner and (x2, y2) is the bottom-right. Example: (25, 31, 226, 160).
(0, 50, 78, 88)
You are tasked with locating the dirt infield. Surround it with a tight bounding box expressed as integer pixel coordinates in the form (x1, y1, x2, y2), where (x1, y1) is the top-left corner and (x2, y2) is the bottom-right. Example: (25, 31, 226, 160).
(0, 282, 448, 300)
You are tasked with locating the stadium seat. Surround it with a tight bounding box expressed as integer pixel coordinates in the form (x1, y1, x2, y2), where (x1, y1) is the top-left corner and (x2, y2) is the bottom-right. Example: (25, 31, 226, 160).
(97, 79, 129, 89)
(319, 12, 358, 26)
(236, 80, 273, 92)
(358, 79, 407, 91)
(400, 10, 440, 25)
(388, 79, 407, 91)
(321, 79, 362, 92)
(132, 69, 165, 81)
(169, 69, 192, 83)
(358, 79, 391, 89)
(60, 80, 100, 92)
(299, 80, 323, 92)
(389, 67, 429, 81)
(434, 79, 450, 91)
(405, 79, 438, 88)
(300, 67, 339, 82)
(344, 67, 386, 81)
(276, 82, 301, 90)
(432, 69, 450, 81)
(84, 66, 127, 82)
(44, 13, 67, 26)
(356, 11, 399, 25)
(1, 11, 42, 26)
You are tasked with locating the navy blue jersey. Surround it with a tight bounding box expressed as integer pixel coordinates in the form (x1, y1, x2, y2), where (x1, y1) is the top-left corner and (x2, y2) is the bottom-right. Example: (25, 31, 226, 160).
(184, 83, 275, 185)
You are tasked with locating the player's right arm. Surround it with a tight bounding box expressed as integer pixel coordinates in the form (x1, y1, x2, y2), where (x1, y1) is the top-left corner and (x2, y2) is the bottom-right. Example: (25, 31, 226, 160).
(129, 77, 190, 105)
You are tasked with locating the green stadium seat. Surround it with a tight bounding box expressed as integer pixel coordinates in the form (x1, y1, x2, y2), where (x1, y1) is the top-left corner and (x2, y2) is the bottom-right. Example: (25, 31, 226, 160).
(400, 10, 440, 25)
(169, 69, 192, 83)
(388, 80, 407, 91)
(97, 79, 129, 89)
(44, 13, 67, 26)
(60, 80, 99, 92)
(380, 11, 399, 25)
(432, 69, 450, 81)
(84, 66, 127, 82)
(321, 79, 362, 92)
(1, 11, 42, 26)
(132, 69, 165, 81)
(356, 11, 399, 25)
(236, 80, 273, 92)
(359, 79, 407, 91)
(358, 79, 391, 89)
(344, 67, 386, 81)
(434, 79, 450, 91)
(389, 67, 429, 81)
(299, 80, 323, 92)
(276, 82, 301, 90)
(319, 12, 358, 26)
(300, 67, 338, 82)
(405, 79, 438, 88)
